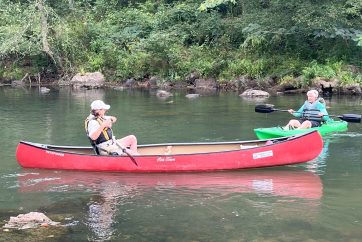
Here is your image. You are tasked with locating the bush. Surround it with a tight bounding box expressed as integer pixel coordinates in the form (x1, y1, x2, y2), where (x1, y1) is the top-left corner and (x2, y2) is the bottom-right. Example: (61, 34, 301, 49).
(115, 51, 151, 80)
(168, 45, 227, 79)
(220, 57, 267, 80)
(301, 61, 339, 86)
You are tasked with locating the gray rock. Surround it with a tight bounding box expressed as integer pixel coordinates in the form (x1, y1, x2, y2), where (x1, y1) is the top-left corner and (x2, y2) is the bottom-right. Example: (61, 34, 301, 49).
(70, 72, 105, 89)
(125, 78, 137, 88)
(240, 89, 270, 97)
(11, 80, 24, 87)
(195, 78, 217, 89)
(341, 84, 362, 95)
(156, 90, 173, 98)
(3, 212, 60, 230)
(185, 94, 200, 99)
(149, 76, 159, 88)
(186, 72, 200, 85)
(40, 87, 50, 93)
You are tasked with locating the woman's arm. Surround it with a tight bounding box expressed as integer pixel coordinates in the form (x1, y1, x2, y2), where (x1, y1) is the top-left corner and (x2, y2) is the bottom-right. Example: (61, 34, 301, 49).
(318, 103, 330, 121)
(291, 105, 304, 118)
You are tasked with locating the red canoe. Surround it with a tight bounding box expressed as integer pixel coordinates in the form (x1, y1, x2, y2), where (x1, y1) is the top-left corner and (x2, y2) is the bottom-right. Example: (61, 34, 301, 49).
(16, 131, 323, 172)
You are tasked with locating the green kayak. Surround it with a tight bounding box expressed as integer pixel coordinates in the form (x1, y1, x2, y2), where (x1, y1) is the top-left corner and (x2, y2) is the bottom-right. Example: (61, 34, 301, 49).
(254, 120, 348, 139)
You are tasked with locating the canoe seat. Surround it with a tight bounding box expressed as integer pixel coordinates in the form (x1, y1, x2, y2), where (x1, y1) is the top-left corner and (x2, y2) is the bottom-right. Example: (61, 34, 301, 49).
(165, 146, 172, 155)
(240, 144, 258, 149)
(92, 145, 100, 155)
(86, 136, 101, 155)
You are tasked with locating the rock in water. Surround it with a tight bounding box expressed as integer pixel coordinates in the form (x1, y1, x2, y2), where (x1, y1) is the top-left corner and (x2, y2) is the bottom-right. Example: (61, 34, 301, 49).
(185, 94, 200, 99)
(3, 212, 60, 230)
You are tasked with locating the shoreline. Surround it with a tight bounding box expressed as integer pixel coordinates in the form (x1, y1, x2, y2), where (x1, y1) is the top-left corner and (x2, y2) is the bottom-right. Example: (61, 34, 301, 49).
(2, 78, 361, 96)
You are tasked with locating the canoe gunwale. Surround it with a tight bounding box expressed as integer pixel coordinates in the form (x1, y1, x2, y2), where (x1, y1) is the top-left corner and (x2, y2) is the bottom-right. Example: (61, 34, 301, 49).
(19, 135, 293, 157)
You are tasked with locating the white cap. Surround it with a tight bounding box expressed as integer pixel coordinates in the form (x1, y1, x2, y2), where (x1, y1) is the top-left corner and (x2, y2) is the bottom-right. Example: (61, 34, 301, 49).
(90, 100, 110, 110)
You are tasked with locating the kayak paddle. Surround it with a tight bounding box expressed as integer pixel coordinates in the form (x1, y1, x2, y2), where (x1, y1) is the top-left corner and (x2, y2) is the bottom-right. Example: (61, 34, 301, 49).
(255, 104, 361, 123)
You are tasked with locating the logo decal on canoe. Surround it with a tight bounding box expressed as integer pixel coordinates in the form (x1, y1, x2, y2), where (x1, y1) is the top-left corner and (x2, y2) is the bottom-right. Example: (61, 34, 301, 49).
(46, 150, 65, 157)
(253, 150, 273, 159)
(157, 156, 175, 162)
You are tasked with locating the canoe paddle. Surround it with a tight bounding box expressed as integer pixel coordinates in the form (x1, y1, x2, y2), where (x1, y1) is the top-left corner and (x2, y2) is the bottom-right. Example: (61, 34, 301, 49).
(106, 118, 138, 166)
(106, 122, 138, 166)
(112, 137, 138, 166)
(255, 104, 361, 123)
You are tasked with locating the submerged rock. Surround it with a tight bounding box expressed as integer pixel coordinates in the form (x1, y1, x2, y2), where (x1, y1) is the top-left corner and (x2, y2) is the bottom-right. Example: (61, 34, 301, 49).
(185, 94, 200, 99)
(156, 90, 173, 98)
(40, 87, 50, 94)
(3, 212, 60, 230)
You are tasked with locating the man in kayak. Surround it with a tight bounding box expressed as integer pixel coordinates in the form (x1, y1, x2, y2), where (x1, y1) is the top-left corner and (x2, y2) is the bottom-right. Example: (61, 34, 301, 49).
(85, 100, 139, 155)
(284, 90, 330, 130)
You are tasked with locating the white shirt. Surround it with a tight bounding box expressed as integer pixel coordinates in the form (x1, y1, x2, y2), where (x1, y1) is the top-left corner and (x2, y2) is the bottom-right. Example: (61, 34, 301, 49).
(87, 115, 112, 138)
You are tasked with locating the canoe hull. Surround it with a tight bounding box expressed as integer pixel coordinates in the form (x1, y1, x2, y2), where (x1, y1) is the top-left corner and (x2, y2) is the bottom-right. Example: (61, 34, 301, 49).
(16, 131, 323, 172)
(254, 121, 348, 139)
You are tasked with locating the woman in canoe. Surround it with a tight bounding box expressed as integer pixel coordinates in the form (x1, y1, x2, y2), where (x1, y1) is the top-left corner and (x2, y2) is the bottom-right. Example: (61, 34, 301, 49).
(85, 100, 139, 155)
(284, 90, 330, 130)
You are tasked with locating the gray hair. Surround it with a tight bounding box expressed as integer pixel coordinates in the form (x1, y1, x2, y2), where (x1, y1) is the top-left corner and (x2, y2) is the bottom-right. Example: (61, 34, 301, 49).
(307, 90, 319, 98)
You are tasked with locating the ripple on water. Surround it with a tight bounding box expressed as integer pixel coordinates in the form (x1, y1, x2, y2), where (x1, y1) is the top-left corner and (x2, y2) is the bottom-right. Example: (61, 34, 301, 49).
(331, 132, 362, 138)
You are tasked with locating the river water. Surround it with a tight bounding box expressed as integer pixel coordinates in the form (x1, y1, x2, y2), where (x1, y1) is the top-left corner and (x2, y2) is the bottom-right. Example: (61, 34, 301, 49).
(1, 86, 362, 241)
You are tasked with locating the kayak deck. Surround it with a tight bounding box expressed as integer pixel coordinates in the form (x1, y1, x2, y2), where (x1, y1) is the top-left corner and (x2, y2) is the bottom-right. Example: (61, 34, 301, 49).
(254, 120, 348, 139)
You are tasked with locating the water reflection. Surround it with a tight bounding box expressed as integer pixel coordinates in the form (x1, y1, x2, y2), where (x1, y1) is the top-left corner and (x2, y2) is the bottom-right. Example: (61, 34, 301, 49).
(303, 138, 330, 175)
(18, 169, 323, 200)
(17, 169, 323, 240)
(87, 181, 138, 241)
(239, 95, 270, 104)
(62, 88, 106, 102)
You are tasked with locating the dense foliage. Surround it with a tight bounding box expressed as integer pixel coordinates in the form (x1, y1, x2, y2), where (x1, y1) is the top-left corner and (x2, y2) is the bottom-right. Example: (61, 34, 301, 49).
(0, 0, 361, 86)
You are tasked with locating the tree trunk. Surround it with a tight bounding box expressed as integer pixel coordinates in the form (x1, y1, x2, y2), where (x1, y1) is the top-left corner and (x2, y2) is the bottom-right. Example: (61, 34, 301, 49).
(68, 0, 74, 9)
(36, 0, 63, 70)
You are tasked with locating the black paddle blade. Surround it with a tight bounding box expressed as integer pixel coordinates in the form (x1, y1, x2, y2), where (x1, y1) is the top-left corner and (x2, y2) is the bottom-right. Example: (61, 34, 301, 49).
(255, 104, 275, 113)
(338, 114, 361, 123)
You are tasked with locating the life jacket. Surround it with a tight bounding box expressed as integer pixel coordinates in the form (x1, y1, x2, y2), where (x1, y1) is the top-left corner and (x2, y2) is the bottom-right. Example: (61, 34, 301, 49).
(84, 115, 113, 145)
(301, 101, 322, 122)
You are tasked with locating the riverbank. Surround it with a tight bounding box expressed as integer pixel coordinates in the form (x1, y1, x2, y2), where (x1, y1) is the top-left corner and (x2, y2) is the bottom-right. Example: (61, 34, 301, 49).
(2, 72, 361, 96)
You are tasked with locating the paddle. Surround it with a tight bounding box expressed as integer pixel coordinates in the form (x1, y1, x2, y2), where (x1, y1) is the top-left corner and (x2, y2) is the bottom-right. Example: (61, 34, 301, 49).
(255, 104, 361, 123)
(105, 118, 138, 166)
(112, 137, 138, 166)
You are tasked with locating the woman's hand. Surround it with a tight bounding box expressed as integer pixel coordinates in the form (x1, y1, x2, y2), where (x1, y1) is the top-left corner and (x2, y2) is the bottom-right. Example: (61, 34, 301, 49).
(109, 116, 117, 123)
(288, 109, 295, 114)
(102, 119, 113, 128)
